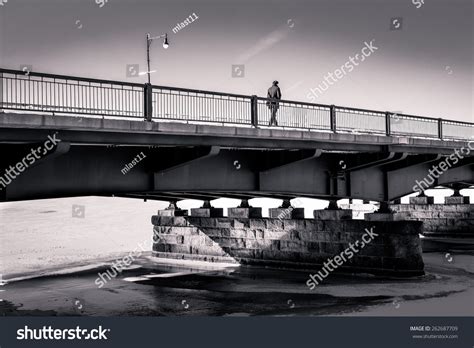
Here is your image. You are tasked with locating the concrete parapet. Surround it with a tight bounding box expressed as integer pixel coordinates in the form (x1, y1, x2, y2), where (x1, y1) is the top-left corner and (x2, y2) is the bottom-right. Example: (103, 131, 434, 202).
(151, 211, 424, 277)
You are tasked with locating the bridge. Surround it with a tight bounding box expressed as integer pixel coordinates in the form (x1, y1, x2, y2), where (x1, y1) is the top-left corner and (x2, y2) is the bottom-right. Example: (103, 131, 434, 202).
(0, 68, 472, 204)
(1, 68, 473, 276)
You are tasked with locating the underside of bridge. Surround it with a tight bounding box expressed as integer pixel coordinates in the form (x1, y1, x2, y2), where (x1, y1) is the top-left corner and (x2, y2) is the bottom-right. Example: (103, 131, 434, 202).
(0, 141, 472, 203)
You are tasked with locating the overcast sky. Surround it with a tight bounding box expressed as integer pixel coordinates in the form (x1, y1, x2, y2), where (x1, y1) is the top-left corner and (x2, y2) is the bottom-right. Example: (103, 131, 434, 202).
(0, 0, 472, 122)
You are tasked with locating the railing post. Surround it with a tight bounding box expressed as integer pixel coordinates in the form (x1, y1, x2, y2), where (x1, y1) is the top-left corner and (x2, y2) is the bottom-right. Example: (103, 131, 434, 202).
(330, 105, 337, 132)
(144, 83, 153, 122)
(438, 118, 443, 139)
(0, 72, 3, 110)
(251, 95, 258, 127)
(385, 112, 391, 136)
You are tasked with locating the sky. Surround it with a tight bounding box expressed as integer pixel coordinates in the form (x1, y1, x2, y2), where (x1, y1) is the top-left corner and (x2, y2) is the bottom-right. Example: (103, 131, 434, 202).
(0, 0, 472, 123)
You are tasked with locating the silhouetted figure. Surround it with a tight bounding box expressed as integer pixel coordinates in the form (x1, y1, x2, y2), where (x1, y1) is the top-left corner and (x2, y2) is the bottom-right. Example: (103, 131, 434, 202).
(267, 80, 281, 126)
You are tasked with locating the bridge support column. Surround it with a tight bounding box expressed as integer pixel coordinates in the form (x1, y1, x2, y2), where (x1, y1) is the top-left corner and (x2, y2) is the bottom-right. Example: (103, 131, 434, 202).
(151, 208, 425, 276)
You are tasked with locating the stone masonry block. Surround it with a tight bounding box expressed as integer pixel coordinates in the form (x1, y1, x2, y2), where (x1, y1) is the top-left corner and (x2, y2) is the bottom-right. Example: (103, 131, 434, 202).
(444, 196, 470, 205)
(268, 208, 305, 219)
(214, 237, 245, 249)
(298, 231, 323, 242)
(264, 230, 288, 240)
(228, 208, 262, 218)
(269, 208, 292, 220)
(283, 219, 305, 230)
(290, 208, 305, 219)
(280, 240, 304, 251)
(151, 216, 189, 226)
(390, 204, 413, 212)
(199, 228, 231, 238)
(159, 226, 198, 236)
(196, 218, 216, 228)
(232, 219, 250, 229)
(190, 208, 224, 218)
(155, 209, 188, 217)
(249, 219, 266, 229)
(409, 196, 434, 205)
(364, 213, 409, 221)
(265, 219, 283, 230)
(314, 209, 352, 220)
(246, 239, 277, 250)
(182, 235, 207, 247)
(304, 220, 324, 231)
(229, 229, 250, 239)
(215, 218, 233, 228)
(168, 244, 194, 254)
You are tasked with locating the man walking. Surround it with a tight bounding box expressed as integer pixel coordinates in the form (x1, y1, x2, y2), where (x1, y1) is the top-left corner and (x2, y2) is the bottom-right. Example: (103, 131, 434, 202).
(267, 80, 281, 126)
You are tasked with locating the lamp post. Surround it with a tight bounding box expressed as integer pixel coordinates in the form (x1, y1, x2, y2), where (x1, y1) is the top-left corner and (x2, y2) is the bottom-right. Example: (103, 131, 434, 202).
(145, 32, 169, 84)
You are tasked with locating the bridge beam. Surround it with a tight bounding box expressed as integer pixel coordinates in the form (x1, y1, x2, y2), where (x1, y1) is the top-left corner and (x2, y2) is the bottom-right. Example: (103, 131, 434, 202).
(385, 154, 443, 199)
(346, 153, 408, 201)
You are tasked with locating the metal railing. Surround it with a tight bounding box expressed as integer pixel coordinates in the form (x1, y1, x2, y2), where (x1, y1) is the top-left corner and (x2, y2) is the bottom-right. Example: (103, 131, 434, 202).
(0, 69, 144, 118)
(151, 86, 251, 125)
(335, 107, 386, 134)
(1, 68, 473, 140)
(256, 97, 331, 129)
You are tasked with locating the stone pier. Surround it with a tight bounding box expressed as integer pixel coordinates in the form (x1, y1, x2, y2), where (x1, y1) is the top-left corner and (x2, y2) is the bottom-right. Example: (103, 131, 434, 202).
(390, 195, 473, 238)
(151, 205, 425, 277)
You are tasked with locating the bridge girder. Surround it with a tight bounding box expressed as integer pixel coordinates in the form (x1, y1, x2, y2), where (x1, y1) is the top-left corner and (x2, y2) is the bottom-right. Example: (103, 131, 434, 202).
(0, 143, 472, 203)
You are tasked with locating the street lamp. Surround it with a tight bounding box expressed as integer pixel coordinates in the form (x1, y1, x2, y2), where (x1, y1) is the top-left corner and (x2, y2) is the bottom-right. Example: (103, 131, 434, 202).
(146, 32, 169, 84)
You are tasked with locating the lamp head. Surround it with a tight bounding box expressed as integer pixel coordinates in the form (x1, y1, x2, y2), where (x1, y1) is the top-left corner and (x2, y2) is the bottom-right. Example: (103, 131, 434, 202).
(163, 34, 169, 49)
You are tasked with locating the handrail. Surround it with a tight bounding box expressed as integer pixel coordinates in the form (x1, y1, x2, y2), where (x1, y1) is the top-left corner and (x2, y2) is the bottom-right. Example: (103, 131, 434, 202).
(0, 68, 144, 88)
(152, 84, 251, 100)
(255, 96, 330, 109)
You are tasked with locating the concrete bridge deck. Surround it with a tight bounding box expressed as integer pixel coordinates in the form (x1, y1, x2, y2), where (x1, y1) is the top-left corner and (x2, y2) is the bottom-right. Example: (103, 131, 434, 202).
(0, 112, 471, 154)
